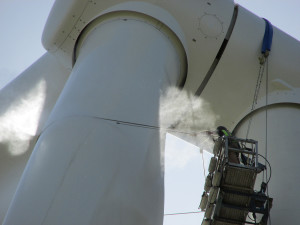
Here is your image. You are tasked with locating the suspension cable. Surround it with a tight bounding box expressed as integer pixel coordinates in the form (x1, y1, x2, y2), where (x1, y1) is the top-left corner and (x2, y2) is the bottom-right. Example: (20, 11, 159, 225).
(265, 56, 272, 225)
(43, 113, 214, 138)
(246, 18, 273, 224)
(201, 150, 206, 177)
(164, 211, 204, 216)
(265, 57, 269, 186)
(246, 57, 266, 140)
(246, 18, 273, 140)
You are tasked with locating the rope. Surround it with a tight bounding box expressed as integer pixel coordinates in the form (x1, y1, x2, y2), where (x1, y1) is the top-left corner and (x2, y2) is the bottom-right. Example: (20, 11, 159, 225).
(246, 18, 273, 223)
(246, 18, 273, 140)
(265, 57, 269, 186)
(43, 114, 213, 138)
(265, 56, 272, 225)
(113, 117, 214, 139)
(164, 211, 204, 216)
(201, 150, 206, 177)
(57, 115, 212, 220)
(258, 154, 272, 184)
(245, 58, 266, 139)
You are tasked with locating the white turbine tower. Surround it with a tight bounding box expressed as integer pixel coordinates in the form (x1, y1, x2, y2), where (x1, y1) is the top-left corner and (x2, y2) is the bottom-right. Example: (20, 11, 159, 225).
(0, 0, 300, 224)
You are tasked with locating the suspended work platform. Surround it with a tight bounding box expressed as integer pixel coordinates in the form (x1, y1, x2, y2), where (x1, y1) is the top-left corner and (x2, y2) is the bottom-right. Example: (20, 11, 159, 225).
(200, 136, 272, 225)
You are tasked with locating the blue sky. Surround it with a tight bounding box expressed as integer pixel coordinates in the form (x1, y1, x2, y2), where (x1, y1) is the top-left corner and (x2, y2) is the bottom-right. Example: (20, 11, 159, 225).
(0, 0, 55, 87)
(235, 0, 300, 41)
(0, 1, 299, 224)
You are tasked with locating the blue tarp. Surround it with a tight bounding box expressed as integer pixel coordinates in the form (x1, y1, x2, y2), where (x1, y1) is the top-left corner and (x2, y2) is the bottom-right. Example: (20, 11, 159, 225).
(261, 19, 273, 54)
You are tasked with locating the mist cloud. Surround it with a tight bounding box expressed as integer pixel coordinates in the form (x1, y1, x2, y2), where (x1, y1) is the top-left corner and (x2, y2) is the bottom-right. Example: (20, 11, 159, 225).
(160, 87, 219, 169)
(0, 80, 46, 155)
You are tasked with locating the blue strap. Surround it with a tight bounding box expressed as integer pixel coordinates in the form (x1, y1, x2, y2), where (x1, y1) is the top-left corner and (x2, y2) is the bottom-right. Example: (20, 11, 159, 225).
(261, 18, 273, 54)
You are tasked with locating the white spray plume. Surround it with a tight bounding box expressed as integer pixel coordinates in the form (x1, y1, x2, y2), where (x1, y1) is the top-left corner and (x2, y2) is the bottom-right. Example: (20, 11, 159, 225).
(0, 80, 46, 156)
(160, 87, 218, 132)
(159, 87, 219, 166)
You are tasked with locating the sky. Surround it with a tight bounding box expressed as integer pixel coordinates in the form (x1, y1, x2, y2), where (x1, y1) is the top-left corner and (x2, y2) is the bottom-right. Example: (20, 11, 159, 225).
(0, 0, 55, 88)
(0, 0, 299, 224)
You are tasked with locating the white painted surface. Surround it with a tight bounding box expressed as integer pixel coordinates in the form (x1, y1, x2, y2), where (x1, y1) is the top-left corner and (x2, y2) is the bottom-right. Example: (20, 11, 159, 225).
(0, 53, 70, 223)
(235, 103, 300, 224)
(200, 5, 300, 128)
(1, 0, 300, 224)
(3, 15, 185, 225)
(42, 0, 234, 92)
(198, 8, 300, 223)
